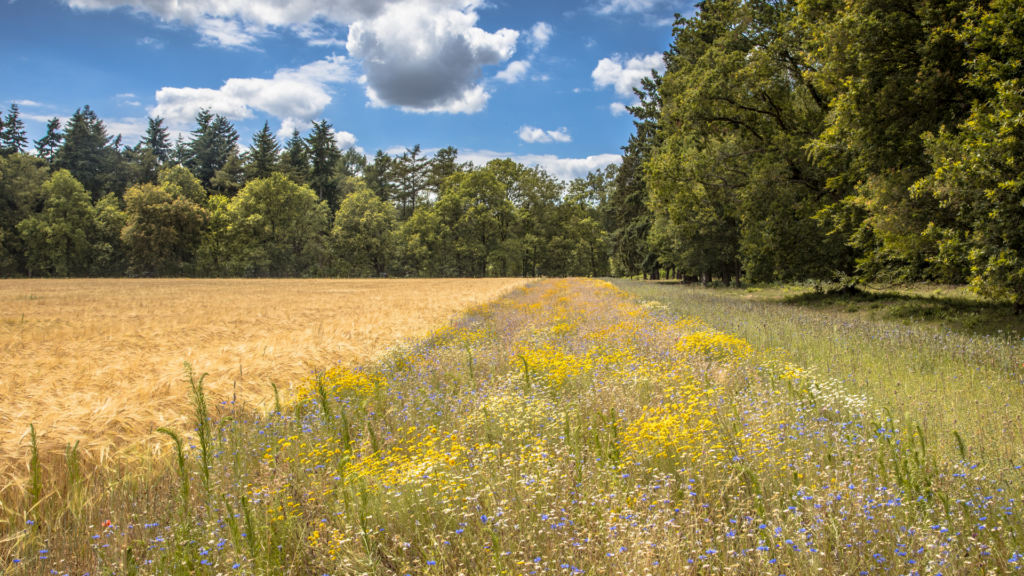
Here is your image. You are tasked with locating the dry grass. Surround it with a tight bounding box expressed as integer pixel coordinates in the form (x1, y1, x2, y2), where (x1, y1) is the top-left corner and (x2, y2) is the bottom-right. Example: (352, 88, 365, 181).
(0, 278, 526, 483)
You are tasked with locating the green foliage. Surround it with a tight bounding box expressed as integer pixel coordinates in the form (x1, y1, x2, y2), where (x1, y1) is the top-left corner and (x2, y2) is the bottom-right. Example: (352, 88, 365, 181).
(331, 181, 396, 276)
(33, 117, 63, 162)
(305, 120, 342, 206)
(245, 121, 280, 181)
(803, 0, 977, 283)
(0, 103, 28, 157)
(0, 153, 49, 275)
(913, 0, 1024, 306)
(648, 0, 850, 284)
(226, 173, 330, 277)
(53, 106, 117, 199)
(186, 109, 239, 188)
(17, 170, 100, 277)
(121, 182, 208, 276)
(144, 116, 171, 164)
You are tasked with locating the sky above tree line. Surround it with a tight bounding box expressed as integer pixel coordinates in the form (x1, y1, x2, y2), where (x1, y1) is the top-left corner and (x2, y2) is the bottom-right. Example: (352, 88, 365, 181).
(1, 0, 692, 180)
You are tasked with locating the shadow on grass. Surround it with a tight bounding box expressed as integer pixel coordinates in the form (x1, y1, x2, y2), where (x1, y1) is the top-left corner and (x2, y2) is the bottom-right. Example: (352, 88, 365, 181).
(778, 288, 1022, 336)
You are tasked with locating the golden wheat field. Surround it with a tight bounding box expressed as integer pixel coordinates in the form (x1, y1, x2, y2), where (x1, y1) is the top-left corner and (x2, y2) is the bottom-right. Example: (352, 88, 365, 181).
(0, 278, 527, 482)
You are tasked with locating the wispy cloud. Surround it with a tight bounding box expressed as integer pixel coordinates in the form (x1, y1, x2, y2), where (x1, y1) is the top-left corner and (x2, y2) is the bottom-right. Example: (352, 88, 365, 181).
(137, 36, 165, 49)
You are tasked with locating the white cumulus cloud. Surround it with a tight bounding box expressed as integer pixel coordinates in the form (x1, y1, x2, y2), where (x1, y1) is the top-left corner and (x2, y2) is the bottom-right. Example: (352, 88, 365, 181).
(63, 0, 521, 114)
(592, 53, 664, 97)
(516, 125, 571, 144)
(460, 150, 620, 181)
(151, 55, 355, 132)
(347, 2, 517, 114)
(528, 22, 552, 51)
(610, 102, 629, 116)
(495, 61, 530, 84)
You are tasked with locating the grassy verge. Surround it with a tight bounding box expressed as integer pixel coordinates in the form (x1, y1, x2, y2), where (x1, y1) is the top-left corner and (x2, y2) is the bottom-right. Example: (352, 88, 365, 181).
(2, 278, 1022, 575)
(612, 279, 1024, 465)
(650, 280, 1024, 337)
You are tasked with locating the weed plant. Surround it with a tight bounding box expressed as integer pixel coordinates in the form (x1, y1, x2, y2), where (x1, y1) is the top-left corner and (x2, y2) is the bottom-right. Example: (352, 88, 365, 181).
(1, 279, 1022, 575)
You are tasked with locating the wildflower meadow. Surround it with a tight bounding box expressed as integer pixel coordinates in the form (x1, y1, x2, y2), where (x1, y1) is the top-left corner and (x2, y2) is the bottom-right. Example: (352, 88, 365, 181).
(3, 278, 1023, 575)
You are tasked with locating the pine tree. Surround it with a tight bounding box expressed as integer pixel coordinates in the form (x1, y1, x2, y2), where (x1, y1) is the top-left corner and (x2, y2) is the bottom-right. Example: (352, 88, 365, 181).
(145, 116, 171, 163)
(364, 150, 397, 202)
(426, 146, 461, 194)
(34, 117, 63, 162)
(0, 103, 28, 156)
(338, 147, 366, 177)
(53, 105, 114, 198)
(187, 109, 239, 187)
(305, 120, 341, 205)
(394, 144, 429, 219)
(246, 121, 280, 181)
(170, 135, 189, 166)
(282, 129, 309, 184)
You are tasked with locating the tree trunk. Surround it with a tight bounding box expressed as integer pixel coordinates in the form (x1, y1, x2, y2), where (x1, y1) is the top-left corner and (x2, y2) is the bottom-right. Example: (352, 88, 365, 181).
(735, 259, 742, 288)
(722, 263, 731, 287)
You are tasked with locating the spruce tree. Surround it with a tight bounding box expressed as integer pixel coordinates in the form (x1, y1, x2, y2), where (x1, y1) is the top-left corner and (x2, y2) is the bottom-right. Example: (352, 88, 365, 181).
(53, 105, 114, 198)
(34, 117, 63, 162)
(187, 109, 239, 187)
(394, 144, 428, 219)
(0, 103, 28, 156)
(338, 147, 366, 177)
(246, 121, 280, 181)
(170, 135, 189, 166)
(305, 120, 341, 205)
(145, 116, 171, 163)
(364, 150, 396, 202)
(282, 129, 309, 184)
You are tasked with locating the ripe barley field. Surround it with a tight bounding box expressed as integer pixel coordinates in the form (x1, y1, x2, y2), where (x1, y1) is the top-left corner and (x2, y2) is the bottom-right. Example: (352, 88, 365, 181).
(0, 278, 526, 483)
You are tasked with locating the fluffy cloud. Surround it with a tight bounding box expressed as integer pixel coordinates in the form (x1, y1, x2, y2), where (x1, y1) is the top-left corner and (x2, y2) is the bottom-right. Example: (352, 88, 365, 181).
(347, 3, 517, 114)
(64, 0, 519, 115)
(592, 53, 664, 97)
(609, 102, 629, 116)
(460, 150, 620, 181)
(151, 56, 355, 131)
(495, 61, 530, 84)
(516, 125, 571, 144)
(62, 0, 395, 32)
(528, 22, 552, 51)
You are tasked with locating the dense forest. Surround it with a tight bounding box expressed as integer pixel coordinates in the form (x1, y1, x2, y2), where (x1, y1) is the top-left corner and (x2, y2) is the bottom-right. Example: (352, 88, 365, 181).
(1, 0, 1022, 306)
(0, 106, 614, 279)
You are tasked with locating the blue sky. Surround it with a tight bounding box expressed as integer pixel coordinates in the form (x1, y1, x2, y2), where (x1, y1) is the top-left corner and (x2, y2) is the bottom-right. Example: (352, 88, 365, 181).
(1, 0, 692, 180)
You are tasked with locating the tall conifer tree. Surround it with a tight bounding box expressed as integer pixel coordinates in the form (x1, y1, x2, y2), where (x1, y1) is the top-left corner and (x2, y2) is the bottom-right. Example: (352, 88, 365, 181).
(305, 120, 341, 205)
(34, 117, 63, 162)
(246, 121, 280, 181)
(144, 116, 171, 163)
(53, 105, 114, 198)
(0, 103, 28, 156)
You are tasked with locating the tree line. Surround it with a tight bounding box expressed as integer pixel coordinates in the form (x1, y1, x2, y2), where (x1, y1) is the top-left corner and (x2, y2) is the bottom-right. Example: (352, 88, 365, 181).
(605, 0, 1024, 308)
(0, 104, 614, 278)
(5, 0, 1021, 298)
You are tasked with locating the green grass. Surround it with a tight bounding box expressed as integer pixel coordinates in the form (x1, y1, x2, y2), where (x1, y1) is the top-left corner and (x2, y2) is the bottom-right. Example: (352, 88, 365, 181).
(653, 280, 1024, 337)
(613, 279, 1024, 465)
